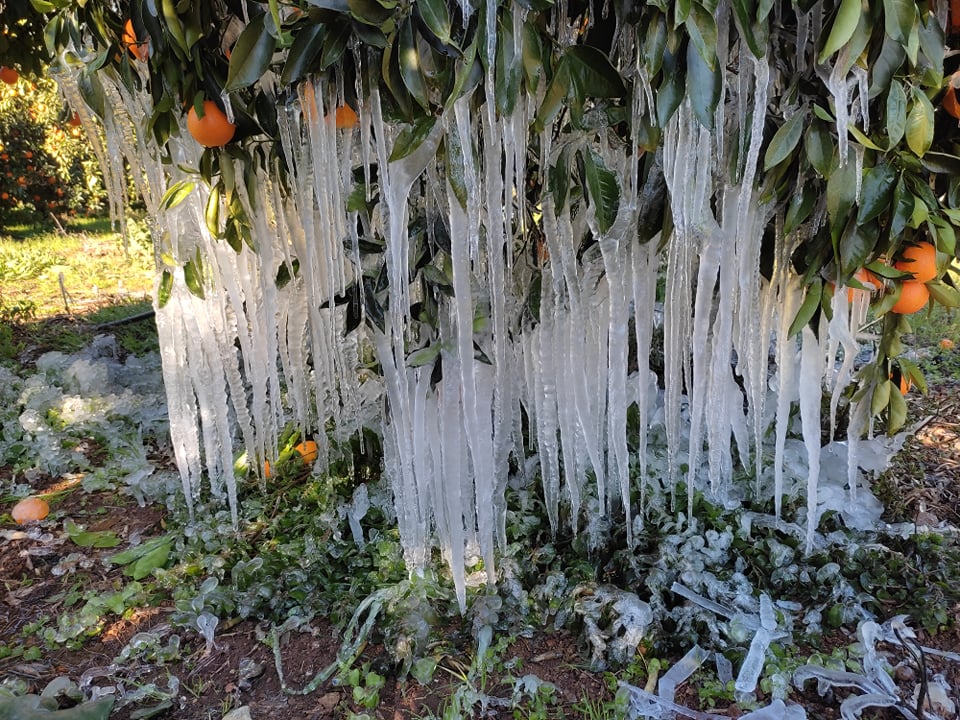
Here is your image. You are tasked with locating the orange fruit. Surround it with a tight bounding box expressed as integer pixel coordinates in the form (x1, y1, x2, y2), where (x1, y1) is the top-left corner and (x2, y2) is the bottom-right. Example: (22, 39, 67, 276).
(0, 66, 18, 85)
(944, 71, 960, 120)
(295, 440, 319, 464)
(11, 497, 50, 524)
(940, 338, 955, 350)
(187, 101, 236, 148)
(68, 113, 82, 127)
(23, 150, 32, 159)
(841, 268, 880, 302)
(890, 280, 929, 314)
(334, 104, 358, 129)
(894, 242, 938, 283)
(0, 192, 7, 200)
(123, 19, 149, 62)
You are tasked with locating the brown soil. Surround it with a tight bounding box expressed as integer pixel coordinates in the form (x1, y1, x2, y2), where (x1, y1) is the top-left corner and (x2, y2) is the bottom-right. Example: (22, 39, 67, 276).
(1, 383, 959, 719)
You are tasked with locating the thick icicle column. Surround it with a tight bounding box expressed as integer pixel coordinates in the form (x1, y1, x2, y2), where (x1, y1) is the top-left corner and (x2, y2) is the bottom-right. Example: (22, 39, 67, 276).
(50, 0, 955, 603)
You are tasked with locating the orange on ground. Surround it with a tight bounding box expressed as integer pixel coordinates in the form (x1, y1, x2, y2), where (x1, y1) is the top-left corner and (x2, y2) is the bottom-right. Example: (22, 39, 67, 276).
(187, 101, 236, 148)
(894, 241, 938, 283)
(941, 338, 956, 350)
(0, 66, 18, 85)
(11, 497, 50, 524)
(123, 19, 149, 62)
(890, 280, 929, 315)
(334, 104, 358, 129)
(295, 440, 319, 464)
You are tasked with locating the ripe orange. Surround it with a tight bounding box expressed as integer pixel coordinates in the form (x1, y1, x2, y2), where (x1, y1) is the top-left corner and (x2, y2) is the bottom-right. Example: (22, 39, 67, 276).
(295, 440, 319, 464)
(334, 104, 358, 129)
(894, 242, 938, 283)
(0, 66, 18, 85)
(11, 497, 50, 524)
(892, 373, 911, 394)
(24, 151, 32, 159)
(941, 338, 956, 350)
(187, 101, 236, 148)
(123, 19, 149, 62)
(841, 268, 881, 302)
(890, 280, 929, 314)
(943, 71, 960, 120)
(68, 113, 82, 127)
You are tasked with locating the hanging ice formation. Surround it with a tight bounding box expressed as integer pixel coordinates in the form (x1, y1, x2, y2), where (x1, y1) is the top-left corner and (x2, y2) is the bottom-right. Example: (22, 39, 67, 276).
(55, 0, 892, 606)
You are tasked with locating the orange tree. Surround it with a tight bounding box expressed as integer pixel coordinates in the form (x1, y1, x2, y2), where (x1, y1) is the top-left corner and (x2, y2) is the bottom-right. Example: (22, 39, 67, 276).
(4, 0, 960, 534)
(0, 75, 106, 222)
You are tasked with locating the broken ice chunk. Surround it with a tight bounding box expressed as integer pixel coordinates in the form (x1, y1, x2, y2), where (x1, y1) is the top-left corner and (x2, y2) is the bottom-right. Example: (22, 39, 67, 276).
(658, 645, 709, 709)
(738, 699, 807, 719)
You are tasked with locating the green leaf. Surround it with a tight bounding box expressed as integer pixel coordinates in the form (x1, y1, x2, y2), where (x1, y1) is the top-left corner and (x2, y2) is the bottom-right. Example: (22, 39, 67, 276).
(890, 179, 912, 236)
(929, 216, 956, 256)
(839, 220, 873, 272)
(729, 0, 765, 56)
(109, 535, 172, 566)
(656, 66, 685, 127)
(64, 519, 122, 548)
(398, 18, 430, 109)
(927, 280, 960, 308)
(788, 278, 823, 337)
(416, 0, 453, 46)
(275, 259, 300, 290)
(159, 180, 195, 210)
(389, 115, 438, 161)
(348, 0, 396, 25)
(847, 123, 884, 151)
(280, 24, 324, 84)
(319, 20, 351, 71)
(685, 3, 717, 71)
(205, 183, 221, 237)
(407, 342, 442, 367)
(887, 380, 907, 433)
(917, 13, 944, 73)
(686, 37, 721, 129)
(158, 269, 173, 308)
(225, 14, 277, 91)
(805, 124, 833, 177)
(868, 37, 906, 98)
(883, 0, 915, 44)
(784, 182, 817, 234)
(184, 257, 205, 300)
(905, 87, 934, 157)
(534, 57, 570, 132)
(444, 133, 468, 208)
(886, 80, 907, 145)
(565, 45, 627, 98)
(818, 0, 862, 62)
(581, 149, 620, 234)
(871, 378, 892, 416)
(129, 541, 171, 580)
(856, 162, 897, 225)
(763, 108, 806, 170)
(549, 146, 572, 213)
(640, 13, 667, 76)
(495, 13, 521, 115)
(826, 154, 858, 239)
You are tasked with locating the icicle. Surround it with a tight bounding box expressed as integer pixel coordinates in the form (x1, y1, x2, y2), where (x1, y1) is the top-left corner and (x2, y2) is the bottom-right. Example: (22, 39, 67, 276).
(799, 326, 825, 554)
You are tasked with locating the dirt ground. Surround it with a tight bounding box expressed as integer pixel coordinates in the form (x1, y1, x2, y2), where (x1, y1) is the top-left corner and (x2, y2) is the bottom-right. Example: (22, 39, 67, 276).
(1, 381, 959, 719)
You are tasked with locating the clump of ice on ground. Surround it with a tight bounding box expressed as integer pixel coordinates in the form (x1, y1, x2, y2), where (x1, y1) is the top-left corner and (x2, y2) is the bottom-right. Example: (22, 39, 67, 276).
(1, 337, 177, 504)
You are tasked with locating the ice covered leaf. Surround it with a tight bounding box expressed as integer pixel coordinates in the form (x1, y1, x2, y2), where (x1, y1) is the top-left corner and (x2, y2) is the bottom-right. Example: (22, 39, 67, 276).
(0, 695, 114, 720)
(63, 519, 121, 549)
(581, 149, 620, 235)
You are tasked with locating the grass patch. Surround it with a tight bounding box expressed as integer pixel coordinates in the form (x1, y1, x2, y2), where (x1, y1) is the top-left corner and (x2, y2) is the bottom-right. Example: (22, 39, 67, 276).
(0, 214, 156, 359)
